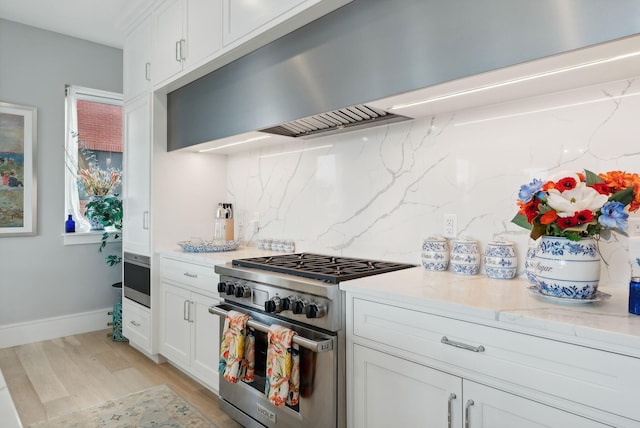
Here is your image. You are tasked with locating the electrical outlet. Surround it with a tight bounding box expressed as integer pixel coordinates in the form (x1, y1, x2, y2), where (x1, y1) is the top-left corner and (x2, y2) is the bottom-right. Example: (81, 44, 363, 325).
(443, 214, 457, 238)
(629, 215, 640, 238)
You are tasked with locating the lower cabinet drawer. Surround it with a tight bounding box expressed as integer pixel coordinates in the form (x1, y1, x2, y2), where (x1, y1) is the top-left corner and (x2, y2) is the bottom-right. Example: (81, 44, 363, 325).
(122, 298, 151, 352)
(352, 297, 640, 422)
(161, 257, 219, 293)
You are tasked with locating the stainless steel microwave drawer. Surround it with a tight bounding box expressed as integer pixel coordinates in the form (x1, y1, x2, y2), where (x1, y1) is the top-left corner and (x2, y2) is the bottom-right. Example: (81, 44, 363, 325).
(352, 297, 640, 423)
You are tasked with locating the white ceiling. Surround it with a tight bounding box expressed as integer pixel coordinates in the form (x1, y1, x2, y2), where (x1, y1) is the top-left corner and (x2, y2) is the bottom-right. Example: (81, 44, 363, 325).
(0, 0, 155, 48)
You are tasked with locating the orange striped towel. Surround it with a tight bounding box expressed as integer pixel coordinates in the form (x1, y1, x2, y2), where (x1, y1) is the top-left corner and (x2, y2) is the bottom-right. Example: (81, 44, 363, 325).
(218, 310, 252, 383)
(265, 324, 300, 407)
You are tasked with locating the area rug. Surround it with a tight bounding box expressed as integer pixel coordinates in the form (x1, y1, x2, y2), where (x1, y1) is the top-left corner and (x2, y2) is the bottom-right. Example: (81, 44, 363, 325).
(29, 384, 220, 428)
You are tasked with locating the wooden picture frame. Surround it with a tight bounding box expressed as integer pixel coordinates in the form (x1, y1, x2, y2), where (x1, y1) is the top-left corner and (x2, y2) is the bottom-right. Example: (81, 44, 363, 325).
(0, 102, 37, 236)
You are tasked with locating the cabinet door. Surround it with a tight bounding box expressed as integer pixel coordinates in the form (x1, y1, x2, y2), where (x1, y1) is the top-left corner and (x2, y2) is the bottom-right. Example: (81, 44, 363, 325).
(190, 291, 220, 391)
(153, 0, 185, 85)
(352, 344, 462, 428)
(222, 0, 306, 45)
(122, 298, 152, 353)
(122, 95, 151, 255)
(161, 283, 191, 367)
(463, 381, 611, 428)
(186, 0, 222, 67)
(123, 15, 152, 100)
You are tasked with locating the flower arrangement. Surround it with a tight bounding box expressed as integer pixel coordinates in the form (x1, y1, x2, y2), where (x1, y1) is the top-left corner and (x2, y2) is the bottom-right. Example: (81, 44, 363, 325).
(79, 163, 121, 196)
(512, 170, 640, 241)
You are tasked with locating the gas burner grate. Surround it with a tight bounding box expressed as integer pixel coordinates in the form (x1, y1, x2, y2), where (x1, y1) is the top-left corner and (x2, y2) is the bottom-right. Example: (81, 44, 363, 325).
(232, 253, 415, 283)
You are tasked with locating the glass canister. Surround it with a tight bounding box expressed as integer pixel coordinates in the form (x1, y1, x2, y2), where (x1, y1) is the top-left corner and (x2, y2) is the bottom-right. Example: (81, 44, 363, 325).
(450, 238, 480, 275)
(421, 235, 449, 271)
(629, 277, 640, 315)
(484, 240, 517, 279)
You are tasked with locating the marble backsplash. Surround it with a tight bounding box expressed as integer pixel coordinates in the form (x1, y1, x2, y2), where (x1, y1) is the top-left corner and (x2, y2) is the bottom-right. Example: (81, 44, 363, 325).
(226, 76, 640, 287)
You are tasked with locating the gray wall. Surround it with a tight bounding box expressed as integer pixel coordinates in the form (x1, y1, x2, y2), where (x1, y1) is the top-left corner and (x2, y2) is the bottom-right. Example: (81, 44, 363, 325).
(0, 19, 123, 326)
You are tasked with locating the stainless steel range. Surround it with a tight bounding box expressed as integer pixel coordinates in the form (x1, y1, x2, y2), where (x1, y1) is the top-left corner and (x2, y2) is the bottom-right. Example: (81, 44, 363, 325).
(210, 253, 415, 428)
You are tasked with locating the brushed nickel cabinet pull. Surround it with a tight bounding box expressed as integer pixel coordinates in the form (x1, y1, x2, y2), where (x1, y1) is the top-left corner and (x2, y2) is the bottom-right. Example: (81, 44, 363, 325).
(465, 399, 474, 428)
(448, 393, 457, 428)
(130, 320, 141, 327)
(441, 336, 485, 353)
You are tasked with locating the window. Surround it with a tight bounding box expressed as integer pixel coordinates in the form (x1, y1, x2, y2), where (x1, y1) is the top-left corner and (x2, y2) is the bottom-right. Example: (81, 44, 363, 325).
(64, 86, 123, 233)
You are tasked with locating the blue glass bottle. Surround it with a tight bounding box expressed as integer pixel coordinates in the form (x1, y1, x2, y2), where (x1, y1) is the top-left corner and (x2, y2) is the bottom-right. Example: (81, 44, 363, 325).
(629, 277, 640, 315)
(65, 214, 76, 233)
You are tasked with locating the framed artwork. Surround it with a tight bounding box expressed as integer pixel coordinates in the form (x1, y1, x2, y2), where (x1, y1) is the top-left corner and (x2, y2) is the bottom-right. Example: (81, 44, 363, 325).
(0, 102, 37, 236)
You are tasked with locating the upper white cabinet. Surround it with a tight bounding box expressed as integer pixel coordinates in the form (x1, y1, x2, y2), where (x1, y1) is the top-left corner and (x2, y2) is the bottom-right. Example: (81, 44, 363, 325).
(123, 14, 152, 100)
(222, 0, 305, 45)
(122, 94, 151, 256)
(222, 0, 351, 47)
(152, 0, 223, 86)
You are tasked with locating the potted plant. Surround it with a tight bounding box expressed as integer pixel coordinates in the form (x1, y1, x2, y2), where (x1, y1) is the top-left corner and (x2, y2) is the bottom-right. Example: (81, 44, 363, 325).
(512, 169, 639, 299)
(85, 193, 123, 266)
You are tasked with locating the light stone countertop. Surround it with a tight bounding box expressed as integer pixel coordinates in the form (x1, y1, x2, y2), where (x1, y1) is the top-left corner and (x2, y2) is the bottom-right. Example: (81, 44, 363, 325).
(157, 245, 281, 265)
(340, 267, 640, 358)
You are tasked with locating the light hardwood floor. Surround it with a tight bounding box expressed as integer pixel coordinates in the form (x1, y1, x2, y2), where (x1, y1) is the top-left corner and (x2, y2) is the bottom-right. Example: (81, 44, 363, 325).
(0, 330, 242, 427)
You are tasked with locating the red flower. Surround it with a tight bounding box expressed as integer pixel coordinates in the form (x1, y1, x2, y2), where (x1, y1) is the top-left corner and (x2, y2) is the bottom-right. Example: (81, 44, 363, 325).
(574, 209, 594, 224)
(589, 182, 610, 195)
(555, 177, 577, 192)
(519, 200, 540, 223)
(557, 216, 578, 229)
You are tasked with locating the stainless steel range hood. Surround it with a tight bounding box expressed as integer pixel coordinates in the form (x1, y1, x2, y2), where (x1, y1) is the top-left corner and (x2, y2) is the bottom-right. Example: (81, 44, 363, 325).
(167, 0, 640, 152)
(259, 104, 409, 139)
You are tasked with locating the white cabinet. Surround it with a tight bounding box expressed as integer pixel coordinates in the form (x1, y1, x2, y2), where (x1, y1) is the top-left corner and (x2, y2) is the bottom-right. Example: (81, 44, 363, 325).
(222, 0, 305, 45)
(352, 344, 609, 428)
(463, 381, 609, 428)
(352, 344, 461, 428)
(348, 296, 638, 427)
(123, 14, 152, 100)
(152, 0, 222, 85)
(122, 298, 152, 354)
(160, 257, 222, 392)
(122, 95, 151, 256)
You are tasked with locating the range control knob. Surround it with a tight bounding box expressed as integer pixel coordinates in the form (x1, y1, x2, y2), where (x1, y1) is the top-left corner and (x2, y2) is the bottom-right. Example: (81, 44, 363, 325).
(217, 282, 227, 293)
(234, 285, 250, 298)
(291, 299, 306, 315)
(305, 302, 327, 319)
(281, 296, 296, 311)
(225, 283, 236, 296)
(265, 297, 283, 313)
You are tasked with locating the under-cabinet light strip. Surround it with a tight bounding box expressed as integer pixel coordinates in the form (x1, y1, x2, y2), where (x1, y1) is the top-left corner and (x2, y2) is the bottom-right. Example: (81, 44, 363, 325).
(389, 51, 640, 111)
(454, 91, 640, 127)
(198, 135, 271, 152)
(259, 144, 333, 159)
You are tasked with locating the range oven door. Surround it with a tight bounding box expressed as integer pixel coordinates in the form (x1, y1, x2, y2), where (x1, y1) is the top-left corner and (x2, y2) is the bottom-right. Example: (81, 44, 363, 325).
(211, 304, 339, 428)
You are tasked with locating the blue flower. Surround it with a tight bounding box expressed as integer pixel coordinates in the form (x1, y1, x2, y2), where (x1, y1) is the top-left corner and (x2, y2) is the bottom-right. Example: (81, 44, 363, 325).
(518, 178, 545, 203)
(598, 201, 628, 230)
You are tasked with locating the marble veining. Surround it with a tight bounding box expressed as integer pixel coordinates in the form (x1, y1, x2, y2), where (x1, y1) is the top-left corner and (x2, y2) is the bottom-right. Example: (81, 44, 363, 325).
(226, 76, 640, 287)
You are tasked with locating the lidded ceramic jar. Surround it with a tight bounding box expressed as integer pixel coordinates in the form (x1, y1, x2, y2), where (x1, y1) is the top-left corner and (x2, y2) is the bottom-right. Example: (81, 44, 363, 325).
(524, 240, 539, 284)
(421, 235, 449, 271)
(484, 239, 517, 279)
(450, 238, 480, 275)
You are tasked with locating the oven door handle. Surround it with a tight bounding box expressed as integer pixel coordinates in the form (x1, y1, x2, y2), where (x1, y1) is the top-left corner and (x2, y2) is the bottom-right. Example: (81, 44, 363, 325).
(209, 305, 334, 353)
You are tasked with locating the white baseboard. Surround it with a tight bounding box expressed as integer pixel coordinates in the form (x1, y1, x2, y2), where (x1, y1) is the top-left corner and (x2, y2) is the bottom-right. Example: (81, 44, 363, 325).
(0, 307, 112, 349)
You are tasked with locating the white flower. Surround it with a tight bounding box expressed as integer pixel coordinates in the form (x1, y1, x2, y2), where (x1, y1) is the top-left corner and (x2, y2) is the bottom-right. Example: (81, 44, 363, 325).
(546, 182, 609, 217)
